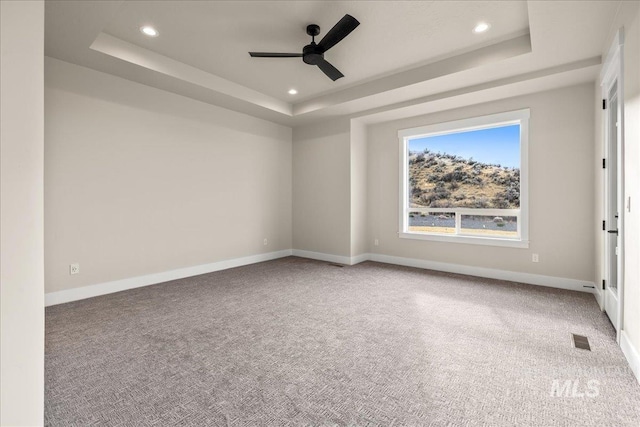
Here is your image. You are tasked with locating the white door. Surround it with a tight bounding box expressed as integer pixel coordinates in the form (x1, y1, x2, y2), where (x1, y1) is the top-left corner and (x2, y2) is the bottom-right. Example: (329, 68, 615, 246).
(604, 81, 620, 331)
(601, 28, 625, 338)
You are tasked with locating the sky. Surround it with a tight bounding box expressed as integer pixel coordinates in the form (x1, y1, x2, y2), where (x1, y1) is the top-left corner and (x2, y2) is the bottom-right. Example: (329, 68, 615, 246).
(409, 124, 520, 168)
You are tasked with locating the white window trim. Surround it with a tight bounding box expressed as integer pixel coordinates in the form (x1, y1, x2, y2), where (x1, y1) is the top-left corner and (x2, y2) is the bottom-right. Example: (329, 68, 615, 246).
(398, 109, 530, 248)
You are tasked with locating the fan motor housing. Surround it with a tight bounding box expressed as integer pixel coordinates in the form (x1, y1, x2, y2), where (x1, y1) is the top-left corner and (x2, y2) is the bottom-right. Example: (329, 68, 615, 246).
(302, 43, 323, 65)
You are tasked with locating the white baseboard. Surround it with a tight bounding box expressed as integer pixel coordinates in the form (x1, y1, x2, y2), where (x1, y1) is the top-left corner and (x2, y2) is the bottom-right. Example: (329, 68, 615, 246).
(46, 248, 597, 307)
(368, 253, 596, 294)
(621, 330, 640, 384)
(45, 249, 293, 306)
(350, 253, 370, 265)
(593, 285, 604, 310)
(291, 250, 596, 294)
(291, 249, 370, 266)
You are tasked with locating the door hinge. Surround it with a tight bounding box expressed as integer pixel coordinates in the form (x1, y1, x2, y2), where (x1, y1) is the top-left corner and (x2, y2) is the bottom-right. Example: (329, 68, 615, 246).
(603, 99, 607, 110)
(602, 220, 606, 231)
(603, 158, 606, 169)
(602, 279, 606, 290)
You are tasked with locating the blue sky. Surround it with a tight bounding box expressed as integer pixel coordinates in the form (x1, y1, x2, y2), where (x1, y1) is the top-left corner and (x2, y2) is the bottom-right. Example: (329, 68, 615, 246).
(409, 124, 520, 168)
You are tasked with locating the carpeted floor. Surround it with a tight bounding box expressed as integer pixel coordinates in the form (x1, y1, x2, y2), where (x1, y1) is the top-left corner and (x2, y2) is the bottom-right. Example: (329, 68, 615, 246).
(45, 257, 640, 426)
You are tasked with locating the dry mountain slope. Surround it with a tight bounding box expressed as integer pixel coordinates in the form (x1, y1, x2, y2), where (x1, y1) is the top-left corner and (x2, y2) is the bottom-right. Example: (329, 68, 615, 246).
(409, 150, 520, 210)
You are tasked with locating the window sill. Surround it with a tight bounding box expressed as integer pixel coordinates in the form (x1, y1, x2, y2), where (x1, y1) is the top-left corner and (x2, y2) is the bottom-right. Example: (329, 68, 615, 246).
(399, 231, 529, 248)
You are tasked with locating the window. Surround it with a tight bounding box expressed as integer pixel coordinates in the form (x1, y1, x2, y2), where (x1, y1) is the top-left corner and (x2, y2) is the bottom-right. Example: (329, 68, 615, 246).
(398, 109, 529, 248)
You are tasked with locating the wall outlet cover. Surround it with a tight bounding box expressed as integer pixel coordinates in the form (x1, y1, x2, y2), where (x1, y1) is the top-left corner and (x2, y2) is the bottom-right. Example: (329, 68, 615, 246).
(70, 263, 80, 275)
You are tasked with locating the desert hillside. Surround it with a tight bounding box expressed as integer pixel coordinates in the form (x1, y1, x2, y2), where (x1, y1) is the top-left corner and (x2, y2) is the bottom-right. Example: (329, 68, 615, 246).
(409, 149, 520, 209)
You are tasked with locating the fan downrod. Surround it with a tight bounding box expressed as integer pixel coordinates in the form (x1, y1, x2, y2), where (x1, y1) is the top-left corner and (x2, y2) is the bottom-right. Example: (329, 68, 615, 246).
(303, 24, 323, 65)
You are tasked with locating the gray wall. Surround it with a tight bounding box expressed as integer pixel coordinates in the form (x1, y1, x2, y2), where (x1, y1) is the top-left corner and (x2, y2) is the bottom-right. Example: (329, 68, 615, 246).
(45, 58, 292, 293)
(1, 1, 45, 424)
(366, 84, 596, 281)
(292, 120, 351, 257)
(350, 119, 369, 257)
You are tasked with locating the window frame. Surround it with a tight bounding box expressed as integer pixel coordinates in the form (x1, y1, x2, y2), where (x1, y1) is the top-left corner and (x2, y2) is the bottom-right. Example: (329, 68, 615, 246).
(398, 109, 530, 248)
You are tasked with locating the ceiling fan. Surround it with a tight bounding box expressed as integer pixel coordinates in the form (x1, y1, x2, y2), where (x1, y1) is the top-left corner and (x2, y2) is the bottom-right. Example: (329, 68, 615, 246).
(249, 14, 360, 81)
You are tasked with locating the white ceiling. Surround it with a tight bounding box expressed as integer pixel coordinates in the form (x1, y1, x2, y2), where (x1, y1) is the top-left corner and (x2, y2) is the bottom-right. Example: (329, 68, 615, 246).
(44, 1, 621, 126)
(103, 1, 530, 102)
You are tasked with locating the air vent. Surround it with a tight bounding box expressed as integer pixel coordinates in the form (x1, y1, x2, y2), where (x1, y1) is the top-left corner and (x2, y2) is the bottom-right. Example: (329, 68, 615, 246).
(572, 334, 591, 351)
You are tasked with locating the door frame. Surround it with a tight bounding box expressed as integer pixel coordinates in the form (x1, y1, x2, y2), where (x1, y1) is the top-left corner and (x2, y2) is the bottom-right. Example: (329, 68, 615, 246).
(600, 28, 625, 342)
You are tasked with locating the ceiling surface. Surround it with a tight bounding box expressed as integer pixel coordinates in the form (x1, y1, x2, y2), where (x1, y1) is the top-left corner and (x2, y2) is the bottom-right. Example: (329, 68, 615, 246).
(104, 1, 530, 102)
(44, 1, 621, 126)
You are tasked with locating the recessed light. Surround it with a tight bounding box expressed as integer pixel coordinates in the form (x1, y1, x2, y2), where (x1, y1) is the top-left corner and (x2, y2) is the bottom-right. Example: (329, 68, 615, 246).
(288, 89, 298, 95)
(473, 22, 490, 33)
(140, 26, 159, 37)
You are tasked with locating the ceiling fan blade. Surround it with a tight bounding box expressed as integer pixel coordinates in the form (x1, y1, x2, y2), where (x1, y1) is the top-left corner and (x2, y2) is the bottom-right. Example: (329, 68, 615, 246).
(317, 14, 360, 52)
(316, 58, 344, 81)
(249, 52, 303, 57)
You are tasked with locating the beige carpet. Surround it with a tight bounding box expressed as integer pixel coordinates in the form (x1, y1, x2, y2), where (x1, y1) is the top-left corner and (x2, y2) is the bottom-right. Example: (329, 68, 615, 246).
(45, 257, 640, 426)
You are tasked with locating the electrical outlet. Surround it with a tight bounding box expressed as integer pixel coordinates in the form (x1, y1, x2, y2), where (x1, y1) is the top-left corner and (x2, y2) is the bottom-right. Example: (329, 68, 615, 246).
(532, 254, 539, 263)
(374, 238, 379, 246)
(263, 238, 268, 246)
(70, 263, 80, 275)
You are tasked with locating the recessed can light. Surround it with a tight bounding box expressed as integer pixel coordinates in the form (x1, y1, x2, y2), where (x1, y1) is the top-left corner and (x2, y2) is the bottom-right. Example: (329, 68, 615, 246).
(288, 89, 298, 95)
(140, 26, 159, 37)
(473, 22, 490, 33)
